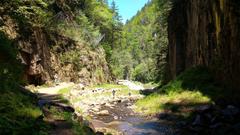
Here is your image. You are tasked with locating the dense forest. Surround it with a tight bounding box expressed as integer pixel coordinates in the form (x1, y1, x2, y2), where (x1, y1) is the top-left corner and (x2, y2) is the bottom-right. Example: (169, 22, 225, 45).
(110, 0, 169, 83)
(1, 0, 240, 134)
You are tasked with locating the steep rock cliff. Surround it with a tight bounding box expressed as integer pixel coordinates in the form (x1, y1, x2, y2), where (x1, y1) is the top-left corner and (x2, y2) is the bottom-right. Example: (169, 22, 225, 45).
(168, 0, 240, 90)
(0, 9, 112, 85)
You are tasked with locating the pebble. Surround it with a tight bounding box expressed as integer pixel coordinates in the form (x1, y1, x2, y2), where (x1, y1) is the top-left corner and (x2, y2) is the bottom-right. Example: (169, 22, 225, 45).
(114, 116, 118, 120)
(97, 110, 110, 116)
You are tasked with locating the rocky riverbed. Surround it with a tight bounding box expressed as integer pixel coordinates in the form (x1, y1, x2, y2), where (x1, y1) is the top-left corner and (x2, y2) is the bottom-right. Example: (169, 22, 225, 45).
(89, 100, 176, 135)
(32, 82, 240, 135)
(60, 82, 177, 135)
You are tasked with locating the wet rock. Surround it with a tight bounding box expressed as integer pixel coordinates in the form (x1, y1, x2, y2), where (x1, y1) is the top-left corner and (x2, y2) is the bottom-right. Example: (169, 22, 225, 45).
(192, 115, 202, 126)
(195, 104, 212, 113)
(222, 105, 239, 117)
(38, 99, 50, 109)
(209, 122, 223, 129)
(210, 116, 218, 124)
(97, 110, 110, 116)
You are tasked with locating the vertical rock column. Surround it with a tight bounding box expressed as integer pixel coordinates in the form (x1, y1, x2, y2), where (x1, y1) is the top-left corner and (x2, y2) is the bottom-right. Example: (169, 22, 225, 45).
(167, 0, 240, 90)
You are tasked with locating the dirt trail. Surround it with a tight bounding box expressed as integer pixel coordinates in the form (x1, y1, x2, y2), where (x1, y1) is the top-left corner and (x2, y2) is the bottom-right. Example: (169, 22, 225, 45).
(36, 82, 75, 135)
(37, 82, 74, 95)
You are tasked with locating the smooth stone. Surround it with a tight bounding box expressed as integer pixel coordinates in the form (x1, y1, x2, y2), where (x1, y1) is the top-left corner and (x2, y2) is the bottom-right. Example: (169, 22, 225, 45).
(97, 110, 110, 116)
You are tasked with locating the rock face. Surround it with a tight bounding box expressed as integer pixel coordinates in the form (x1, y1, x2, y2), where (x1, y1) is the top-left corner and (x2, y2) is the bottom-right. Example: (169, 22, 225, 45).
(168, 0, 240, 90)
(0, 12, 112, 85)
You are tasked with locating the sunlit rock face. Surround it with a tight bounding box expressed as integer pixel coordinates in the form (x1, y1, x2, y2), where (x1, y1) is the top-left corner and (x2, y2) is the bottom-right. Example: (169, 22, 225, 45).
(0, 16, 112, 85)
(168, 0, 240, 90)
(18, 28, 113, 85)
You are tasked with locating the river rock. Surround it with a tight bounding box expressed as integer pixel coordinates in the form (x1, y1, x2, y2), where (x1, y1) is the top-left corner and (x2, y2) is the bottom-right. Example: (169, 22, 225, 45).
(222, 105, 239, 117)
(114, 116, 118, 120)
(97, 110, 110, 116)
(209, 122, 223, 129)
(92, 107, 100, 112)
(75, 83, 85, 90)
(125, 102, 132, 107)
(192, 115, 202, 126)
(195, 104, 212, 113)
(105, 103, 113, 107)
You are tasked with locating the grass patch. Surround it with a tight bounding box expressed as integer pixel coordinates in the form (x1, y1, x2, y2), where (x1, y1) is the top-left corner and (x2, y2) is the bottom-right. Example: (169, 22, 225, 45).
(58, 87, 72, 95)
(0, 89, 50, 135)
(47, 106, 95, 135)
(72, 120, 95, 135)
(47, 106, 72, 120)
(160, 67, 217, 93)
(87, 83, 128, 90)
(135, 66, 222, 116)
(136, 91, 211, 115)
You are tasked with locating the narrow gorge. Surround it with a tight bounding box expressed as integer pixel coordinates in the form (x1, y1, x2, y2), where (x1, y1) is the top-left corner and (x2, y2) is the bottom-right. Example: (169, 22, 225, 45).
(1, 0, 240, 135)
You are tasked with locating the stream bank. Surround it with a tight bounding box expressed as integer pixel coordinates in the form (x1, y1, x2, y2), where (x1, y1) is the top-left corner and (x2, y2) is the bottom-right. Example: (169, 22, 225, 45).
(66, 82, 177, 135)
(34, 82, 177, 135)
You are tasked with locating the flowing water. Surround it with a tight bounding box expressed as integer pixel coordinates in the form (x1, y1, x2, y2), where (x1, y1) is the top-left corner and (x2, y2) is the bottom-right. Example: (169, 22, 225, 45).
(90, 100, 177, 135)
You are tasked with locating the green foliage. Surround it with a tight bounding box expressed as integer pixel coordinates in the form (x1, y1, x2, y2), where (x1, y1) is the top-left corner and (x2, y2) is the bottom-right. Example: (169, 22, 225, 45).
(0, 32, 47, 133)
(136, 90, 211, 115)
(58, 87, 71, 95)
(132, 62, 155, 83)
(0, 90, 49, 135)
(0, 0, 123, 134)
(110, 49, 133, 79)
(136, 66, 227, 115)
(59, 49, 84, 70)
(0, 32, 23, 90)
(160, 66, 221, 96)
(47, 106, 94, 135)
(135, 66, 215, 115)
(55, 11, 102, 48)
(1, 0, 51, 26)
(109, 0, 171, 82)
(87, 83, 128, 90)
(0, 32, 16, 59)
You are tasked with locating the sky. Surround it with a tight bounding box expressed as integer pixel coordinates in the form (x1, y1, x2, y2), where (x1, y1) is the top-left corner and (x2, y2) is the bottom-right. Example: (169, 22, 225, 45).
(108, 0, 150, 23)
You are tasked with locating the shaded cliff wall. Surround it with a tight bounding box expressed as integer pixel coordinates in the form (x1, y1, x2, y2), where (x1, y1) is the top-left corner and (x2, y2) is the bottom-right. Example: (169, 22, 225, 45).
(168, 0, 240, 90)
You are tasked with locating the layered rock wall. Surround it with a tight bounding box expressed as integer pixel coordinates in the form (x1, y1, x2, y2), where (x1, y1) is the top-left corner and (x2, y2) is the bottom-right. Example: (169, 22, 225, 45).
(168, 0, 240, 90)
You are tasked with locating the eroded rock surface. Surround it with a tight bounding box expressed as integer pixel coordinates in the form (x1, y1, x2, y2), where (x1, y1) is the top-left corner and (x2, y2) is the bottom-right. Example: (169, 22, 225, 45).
(168, 0, 240, 90)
